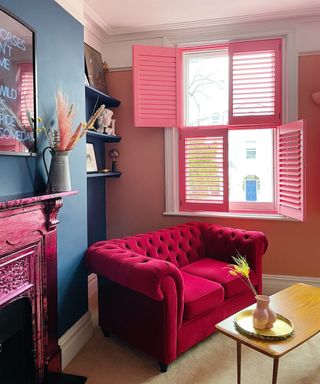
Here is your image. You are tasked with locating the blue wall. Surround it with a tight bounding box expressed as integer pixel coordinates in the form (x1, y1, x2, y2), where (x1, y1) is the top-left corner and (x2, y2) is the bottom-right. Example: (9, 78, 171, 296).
(0, 0, 88, 336)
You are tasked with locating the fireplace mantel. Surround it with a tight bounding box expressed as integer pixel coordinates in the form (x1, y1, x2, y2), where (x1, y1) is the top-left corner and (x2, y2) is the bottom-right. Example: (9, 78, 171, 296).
(0, 191, 77, 210)
(0, 191, 77, 383)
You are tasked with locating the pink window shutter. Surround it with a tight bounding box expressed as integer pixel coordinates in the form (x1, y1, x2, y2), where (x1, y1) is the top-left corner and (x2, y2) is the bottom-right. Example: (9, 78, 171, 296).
(229, 39, 282, 126)
(277, 120, 305, 221)
(132, 45, 178, 127)
(179, 128, 228, 212)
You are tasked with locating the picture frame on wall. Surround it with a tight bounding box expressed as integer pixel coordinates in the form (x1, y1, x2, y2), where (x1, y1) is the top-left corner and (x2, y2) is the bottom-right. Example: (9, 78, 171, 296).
(86, 143, 98, 172)
(84, 43, 108, 93)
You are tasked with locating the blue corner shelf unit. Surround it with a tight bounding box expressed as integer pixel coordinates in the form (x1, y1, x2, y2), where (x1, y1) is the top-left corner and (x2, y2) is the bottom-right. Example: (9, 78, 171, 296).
(86, 86, 121, 246)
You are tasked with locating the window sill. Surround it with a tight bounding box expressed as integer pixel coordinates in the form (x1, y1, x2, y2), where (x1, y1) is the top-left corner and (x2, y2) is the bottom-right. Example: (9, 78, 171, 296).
(163, 210, 296, 221)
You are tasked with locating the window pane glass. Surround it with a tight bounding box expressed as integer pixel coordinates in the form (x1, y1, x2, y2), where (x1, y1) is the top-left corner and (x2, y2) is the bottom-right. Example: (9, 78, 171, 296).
(228, 129, 274, 203)
(245, 140, 256, 159)
(184, 49, 228, 126)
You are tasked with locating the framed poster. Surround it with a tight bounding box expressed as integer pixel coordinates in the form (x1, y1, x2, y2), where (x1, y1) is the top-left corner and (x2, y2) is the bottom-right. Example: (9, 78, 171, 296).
(86, 143, 98, 172)
(0, 7, 36, 155)
(84, 43, 108, 94)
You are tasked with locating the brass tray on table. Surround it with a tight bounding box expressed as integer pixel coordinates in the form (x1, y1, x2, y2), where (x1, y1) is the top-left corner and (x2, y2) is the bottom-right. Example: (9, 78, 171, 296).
(234, 309, 294, 341)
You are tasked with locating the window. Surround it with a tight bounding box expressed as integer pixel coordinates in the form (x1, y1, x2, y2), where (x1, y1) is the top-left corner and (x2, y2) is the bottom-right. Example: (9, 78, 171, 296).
(133, 39, 305, 221)
(245, 141, 256, 159)
(180, 128, 228, 212)
(229, 129, 273, 206)
(184, 49, 228, 126)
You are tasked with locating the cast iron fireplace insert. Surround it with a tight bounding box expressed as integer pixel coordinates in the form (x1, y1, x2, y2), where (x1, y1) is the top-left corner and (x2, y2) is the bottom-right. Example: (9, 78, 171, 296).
(0, 297, 35, 384)
(0, 297, 87, 384)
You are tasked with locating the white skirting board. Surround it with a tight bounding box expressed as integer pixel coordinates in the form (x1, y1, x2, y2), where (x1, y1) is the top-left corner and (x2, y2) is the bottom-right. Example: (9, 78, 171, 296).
(262, 274, 320, 295)
(88, 272, 98, 301)
(58, 311, 93, 370)
(58, 273, 320, 369)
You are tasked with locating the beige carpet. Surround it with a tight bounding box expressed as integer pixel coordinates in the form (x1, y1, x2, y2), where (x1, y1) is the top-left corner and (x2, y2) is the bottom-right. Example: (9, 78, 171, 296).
(64, 295, 320, 384)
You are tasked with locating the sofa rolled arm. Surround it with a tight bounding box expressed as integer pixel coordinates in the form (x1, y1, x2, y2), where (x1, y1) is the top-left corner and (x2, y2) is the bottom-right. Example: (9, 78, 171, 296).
(199, 223, 268, 292)
(86, 242, 184, 326)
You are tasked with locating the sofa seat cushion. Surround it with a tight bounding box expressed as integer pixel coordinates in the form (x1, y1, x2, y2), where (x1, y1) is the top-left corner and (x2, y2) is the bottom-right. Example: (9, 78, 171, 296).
(181, 271, 224, 321)
(181, 257, 257, 299)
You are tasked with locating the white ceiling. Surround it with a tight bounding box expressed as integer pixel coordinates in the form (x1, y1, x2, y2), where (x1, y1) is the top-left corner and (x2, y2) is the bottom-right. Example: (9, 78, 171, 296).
(84, 0, 320, 35)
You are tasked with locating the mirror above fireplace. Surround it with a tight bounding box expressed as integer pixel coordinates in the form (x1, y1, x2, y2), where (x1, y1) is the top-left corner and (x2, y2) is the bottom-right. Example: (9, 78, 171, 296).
(0, 6, 36, 155)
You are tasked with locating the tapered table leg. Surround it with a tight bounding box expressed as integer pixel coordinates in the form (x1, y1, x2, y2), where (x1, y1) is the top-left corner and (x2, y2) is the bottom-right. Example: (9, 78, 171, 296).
(272, 357, 279, 384)
(237, 341, 241, 384)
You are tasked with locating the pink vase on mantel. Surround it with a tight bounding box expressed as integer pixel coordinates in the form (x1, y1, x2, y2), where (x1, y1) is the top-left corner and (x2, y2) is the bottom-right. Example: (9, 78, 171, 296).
(252, 295, 277, 330)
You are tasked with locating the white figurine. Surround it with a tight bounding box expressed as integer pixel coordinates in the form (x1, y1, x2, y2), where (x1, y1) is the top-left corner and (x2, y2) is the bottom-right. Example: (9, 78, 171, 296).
(97, 109, 113, 134)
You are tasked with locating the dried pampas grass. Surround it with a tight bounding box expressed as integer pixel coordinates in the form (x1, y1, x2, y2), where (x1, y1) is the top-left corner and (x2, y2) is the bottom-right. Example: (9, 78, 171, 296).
(55, 89, 74, 150)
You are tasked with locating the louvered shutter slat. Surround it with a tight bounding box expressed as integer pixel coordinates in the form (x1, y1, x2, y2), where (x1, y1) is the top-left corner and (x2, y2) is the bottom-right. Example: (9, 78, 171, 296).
(179, 129, 228, 211)
(133, 45, 177, 127)
(277, 120, 305, 221)
(229, 39, 281, 125)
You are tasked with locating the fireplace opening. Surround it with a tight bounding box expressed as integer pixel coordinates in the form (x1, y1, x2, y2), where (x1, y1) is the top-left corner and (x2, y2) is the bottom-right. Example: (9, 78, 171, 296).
(0, 297, 35, 384)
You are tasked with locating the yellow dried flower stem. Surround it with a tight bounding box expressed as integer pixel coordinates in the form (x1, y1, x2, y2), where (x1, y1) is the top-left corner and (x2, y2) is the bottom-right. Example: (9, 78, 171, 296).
(228, 251, 258, 297)
(67, 104, 74, 117)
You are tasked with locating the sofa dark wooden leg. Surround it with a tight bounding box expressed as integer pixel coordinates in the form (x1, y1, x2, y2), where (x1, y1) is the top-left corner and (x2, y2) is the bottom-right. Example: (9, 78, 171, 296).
(159, 362, 168, 373)
(102, 328, 110, 337)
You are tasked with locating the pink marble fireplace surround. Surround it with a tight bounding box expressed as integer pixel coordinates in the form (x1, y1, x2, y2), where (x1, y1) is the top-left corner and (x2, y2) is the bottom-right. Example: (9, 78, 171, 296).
(0, 191, 76, 383)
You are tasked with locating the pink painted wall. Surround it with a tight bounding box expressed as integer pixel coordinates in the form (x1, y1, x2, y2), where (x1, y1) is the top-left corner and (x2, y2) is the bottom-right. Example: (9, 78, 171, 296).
(106, 56, 320, 278)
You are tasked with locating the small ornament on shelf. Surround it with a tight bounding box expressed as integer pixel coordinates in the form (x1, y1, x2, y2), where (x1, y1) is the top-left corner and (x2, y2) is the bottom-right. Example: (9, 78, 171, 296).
(96, 109, 116, 135)
(109, 148, 119, 173)
(102, 61, 109, 72)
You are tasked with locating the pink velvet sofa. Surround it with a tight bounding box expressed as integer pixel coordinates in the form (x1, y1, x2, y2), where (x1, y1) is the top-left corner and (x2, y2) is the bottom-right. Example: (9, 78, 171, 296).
(86, 222, 268, 371)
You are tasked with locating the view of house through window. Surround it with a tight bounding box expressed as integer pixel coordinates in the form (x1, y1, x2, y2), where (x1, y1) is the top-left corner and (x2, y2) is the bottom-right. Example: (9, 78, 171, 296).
(245, 140, 257, 159)
(228, 129, 274, 204)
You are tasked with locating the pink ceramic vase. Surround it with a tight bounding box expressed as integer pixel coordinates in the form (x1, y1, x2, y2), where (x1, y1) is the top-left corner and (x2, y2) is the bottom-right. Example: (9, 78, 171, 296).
(253, 295, 277, 330)
(265, 301, 277, 329)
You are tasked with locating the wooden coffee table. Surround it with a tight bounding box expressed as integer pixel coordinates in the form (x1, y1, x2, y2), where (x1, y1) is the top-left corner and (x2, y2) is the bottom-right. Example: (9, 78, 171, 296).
(216, 283, 320, 384)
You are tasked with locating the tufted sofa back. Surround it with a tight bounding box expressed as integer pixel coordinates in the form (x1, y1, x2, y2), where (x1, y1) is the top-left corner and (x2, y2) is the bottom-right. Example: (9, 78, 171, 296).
(199, 222, 268, 273)
(105, 223, 206, 268)
(95, 222, 268, 273)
